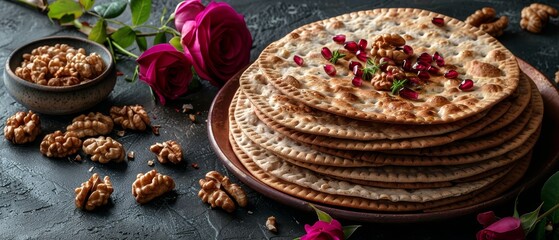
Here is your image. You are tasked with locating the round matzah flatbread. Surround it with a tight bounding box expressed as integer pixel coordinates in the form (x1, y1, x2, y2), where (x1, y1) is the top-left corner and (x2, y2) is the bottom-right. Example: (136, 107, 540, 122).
(258, 8, 519, 124)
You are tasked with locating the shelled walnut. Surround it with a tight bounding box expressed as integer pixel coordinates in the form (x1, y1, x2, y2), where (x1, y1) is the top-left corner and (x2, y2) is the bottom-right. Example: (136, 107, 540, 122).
(75, 173, 113, 211)
(82, 136, 125, 164)
(198, 171, 247, 212)
(132, 169, 175, 204)
(39, 131, 82, 158)
(150, 140, 183, 164)
(370, 34, 409, 63)
(520, 3, 558, 33)
(110, 105, 151, 131)
(4, 111, 41, 144)
(465, 7, 508, 37)
(66, 112, 114, 138)
(14, 44, 105, 86)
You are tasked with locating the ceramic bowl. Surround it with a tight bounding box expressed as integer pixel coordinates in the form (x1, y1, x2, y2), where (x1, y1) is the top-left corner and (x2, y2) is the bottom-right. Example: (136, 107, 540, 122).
(3, 36, 116, 115)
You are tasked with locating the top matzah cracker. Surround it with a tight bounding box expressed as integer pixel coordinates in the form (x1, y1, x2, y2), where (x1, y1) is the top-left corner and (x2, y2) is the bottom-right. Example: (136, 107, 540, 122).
(258, 8, 519, 124)
(241, 63, 488, 140)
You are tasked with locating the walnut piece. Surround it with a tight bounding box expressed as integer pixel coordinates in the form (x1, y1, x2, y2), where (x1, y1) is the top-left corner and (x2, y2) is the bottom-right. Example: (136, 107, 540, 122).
(198, 171, 247, 212)
(520, 3, 558, 33)
(75, 173, 113, 211)
(465, 7, 508, 37)
(370, 34, 409, 63)
(39, 131, 82, 158)
(555, 70, 559, 85)
(132, 169, 175, 204)
(4, 111, 41, 144)
(14, 44, 105, 86)
(150, 140, 183, 164)
(82, 136, 125, 164)
(66, 112, 114, 138)
(110, 105, 151, 131)
(266, 216, 278, 233)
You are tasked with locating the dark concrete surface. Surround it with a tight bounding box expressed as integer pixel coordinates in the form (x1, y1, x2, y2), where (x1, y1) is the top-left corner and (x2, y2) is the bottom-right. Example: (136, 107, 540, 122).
(0, 0, 558, 239)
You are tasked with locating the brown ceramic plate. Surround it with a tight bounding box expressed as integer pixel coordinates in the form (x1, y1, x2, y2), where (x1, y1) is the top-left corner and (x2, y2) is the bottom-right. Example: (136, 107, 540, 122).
(207, 59, 559, 223)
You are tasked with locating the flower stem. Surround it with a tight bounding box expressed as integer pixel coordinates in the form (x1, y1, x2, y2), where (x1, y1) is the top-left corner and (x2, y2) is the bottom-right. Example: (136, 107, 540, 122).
(112, 41, 139, 59)
(536, 203, 559, 223)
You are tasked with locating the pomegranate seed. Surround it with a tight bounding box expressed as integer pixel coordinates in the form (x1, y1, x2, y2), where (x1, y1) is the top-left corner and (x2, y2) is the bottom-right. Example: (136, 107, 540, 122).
(408, 77, 421, 85)
(444, 70, 459, 79)
(417, 71, 430, 80)
(379, 57, 395, 66)
(358, 39, 368, 51)
(293, 55, 304, 66)
(352, 65, 363, 77)
(459, 79, 474, 91)
(333, 34, 346, 44)
(344, 41, 358, 53)
(352, 76, 363, 87)
(402, 45, 413, 55)
(324, 64, 336, 76)
(436, 59, 445, 67)
(399, 88, 419, 100)
(412, 61, 429, 71)
(348, 60, 362, 71)
(432, 17, 445, 27)
(433, 52, 445, 67)
(428, 65, 440, 74)
(321, 47, 333, 61)
(418, 52, 433, 63)
(402, 59, 413, 71)
(356, 50, 368, 62)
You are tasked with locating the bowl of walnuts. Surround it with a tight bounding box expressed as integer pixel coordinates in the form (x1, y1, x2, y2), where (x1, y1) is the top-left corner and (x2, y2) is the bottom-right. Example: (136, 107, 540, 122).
(3, 36, 116, 115)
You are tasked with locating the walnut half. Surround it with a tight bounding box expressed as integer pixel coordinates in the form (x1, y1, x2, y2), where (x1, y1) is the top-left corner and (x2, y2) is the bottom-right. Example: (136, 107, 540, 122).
(110, 105, 151, 131)
(198, 171, 247, 213)
(39, 131, 82, 158)
(75, 173, 114, 211)
(132, 169, 175, 204)
(82, 136, 125, 164)
(66, 112, 114, 138)
(4, 111, 41, 144)
(150, 140, 183, 164)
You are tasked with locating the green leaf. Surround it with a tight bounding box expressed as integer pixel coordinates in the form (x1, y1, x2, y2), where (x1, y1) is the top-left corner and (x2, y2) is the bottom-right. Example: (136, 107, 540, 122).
(343, 225, 360, 239)
(130, 0, 152, 26)
(520, 203, 543, 234)
(169, 36, 183, 52)
(309, 204, 332, 222)
(111, 26, 136, 48)
(79, 0, 95, 10)
(530, 220, 547, 240)
(514, 194, 520, 218)
(47, 0, 83, 21)
(88, 18, 107, 44)
(153, 31, 167, 45)
(135, 32, 147, 51)
(93, 0, 127, 19)
(542, 171, 559, 223)
(125, 65, 139, 83)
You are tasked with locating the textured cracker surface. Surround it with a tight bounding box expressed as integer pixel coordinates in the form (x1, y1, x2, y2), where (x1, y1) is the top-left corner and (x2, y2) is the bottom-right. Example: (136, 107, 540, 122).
(259, 8, 519, 124)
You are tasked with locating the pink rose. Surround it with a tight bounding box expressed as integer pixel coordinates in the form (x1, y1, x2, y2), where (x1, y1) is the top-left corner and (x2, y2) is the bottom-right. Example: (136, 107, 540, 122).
(477, 211, 499, 228)
(174, 0, 205, 34)
(476, 217, 525, 240)
(180, 1, 252, 86)
(301, 219, 344, 240)
(137, 43, 193, 105)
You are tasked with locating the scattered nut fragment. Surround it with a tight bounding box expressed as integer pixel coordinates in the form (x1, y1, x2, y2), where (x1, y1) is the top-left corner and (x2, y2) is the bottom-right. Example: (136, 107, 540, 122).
(4, 111, 41, 144)
(191, 163, 199, 169)
(75, 173, 113, 211)
(82, 136, 125, 164)
(40, 131, 82, 158)
(150, 140, 183, 164)
(74, 155, 83, 162)
(520, 3, 558, 33)
(14, 44, 105, 86)
(88, 166, 94, 172)
(66, 112, 114, 138)
(127, 151, 135, 160)
(266, 216, 277, 233)
(110, 105, 151, 131)
(147, 160, 155, 166)
(132, 169, 175, 204)
(555, 70, 559, 84)
(116, 130, 126, 137)
(189, 114, 196, 123)
(151, 125, 161, 135)
(198, 171, 247, 213)
(182, 103, 194, 113)
(465, 7, 508, 37)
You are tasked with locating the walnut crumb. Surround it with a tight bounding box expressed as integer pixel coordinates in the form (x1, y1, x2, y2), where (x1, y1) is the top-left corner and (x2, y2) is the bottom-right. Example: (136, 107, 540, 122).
(182, 104, 194, 113)
(117, 130, 126, 137)
(151, 125, 161, 135)
(74, 155, 83, 162)
(189, 114, 196, 123)
(127, 151, 135, 160)
(266, 216, 277, 233)
(147, 160, 155, 167)
(88, 166, 94, 172)
(191, 163, 199, 169)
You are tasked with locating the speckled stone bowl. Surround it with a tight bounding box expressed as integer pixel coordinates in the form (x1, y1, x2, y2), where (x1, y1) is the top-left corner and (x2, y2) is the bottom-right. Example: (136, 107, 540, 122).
(3, 36, 116, 115)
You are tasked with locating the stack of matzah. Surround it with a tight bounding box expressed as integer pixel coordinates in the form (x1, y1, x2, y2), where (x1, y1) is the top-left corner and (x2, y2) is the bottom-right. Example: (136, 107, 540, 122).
(228, 8, 543, 212)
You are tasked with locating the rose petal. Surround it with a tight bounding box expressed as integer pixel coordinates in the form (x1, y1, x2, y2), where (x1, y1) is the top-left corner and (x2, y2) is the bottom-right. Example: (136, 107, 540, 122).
(476, 217, 524, 240)
(477, 211, 498, 227)
(174, 0, 205, 34)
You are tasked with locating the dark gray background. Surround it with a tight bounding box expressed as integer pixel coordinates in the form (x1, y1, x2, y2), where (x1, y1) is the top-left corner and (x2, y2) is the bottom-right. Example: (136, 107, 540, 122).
(1, 0, 558, 239)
